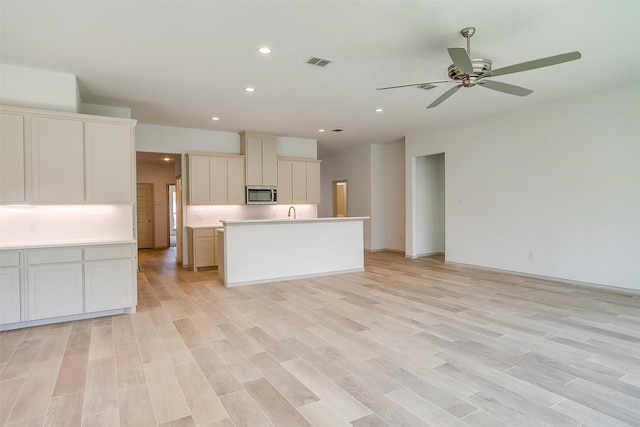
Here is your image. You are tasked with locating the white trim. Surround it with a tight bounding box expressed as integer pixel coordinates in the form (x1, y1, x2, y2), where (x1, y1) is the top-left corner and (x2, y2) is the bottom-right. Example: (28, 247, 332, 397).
(0, 306, 135, 331)
(446, 260, 640, 296)
(225, 268, 364, 287)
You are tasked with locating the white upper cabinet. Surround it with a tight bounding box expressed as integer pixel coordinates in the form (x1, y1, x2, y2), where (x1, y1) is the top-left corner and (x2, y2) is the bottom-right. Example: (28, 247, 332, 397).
(0, 106, 136, 204)
(277, 158, 321, 204)
(240, 131, 277, 186)
(188, 155, 211, 204)
(31, 115, 85, 202)
(85, 121, 134, 202)
(188, 153, 245, 205)
(0, 112, 25, 203)
(305, 161, 321, 204)
(227, 156, 246, 204)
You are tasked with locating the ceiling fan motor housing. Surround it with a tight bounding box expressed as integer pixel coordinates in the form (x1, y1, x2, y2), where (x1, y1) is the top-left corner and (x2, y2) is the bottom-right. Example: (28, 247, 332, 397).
(447, 58, 492, 84)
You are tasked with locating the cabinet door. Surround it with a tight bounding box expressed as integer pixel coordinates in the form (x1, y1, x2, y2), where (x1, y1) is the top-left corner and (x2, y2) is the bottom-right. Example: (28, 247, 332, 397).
(85, 259, 133, 312)
(31, 116, 84, 202)
(28, 263, 83, 320)
(85, 122, 133, 202)
(292, 161, 307, 203)
(277, 160, 293, 204)
(0, 267, 21, 324)
(0, 112, 25, 203)
(306, 161, 321, 204)
(227, 157, 246, 204)
(194, 236, 215, 268)
(261, 136, 278, 186)
(244, 136, 263, 185)
(209, 156, 228, 204)
(189, 155, 211, 204)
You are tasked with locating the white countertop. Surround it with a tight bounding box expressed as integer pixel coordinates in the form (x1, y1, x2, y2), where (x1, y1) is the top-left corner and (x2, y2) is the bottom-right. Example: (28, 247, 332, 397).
(0, 239, 137, 250)
(220, 217, 369, 226)
(186, 225, 225, 230)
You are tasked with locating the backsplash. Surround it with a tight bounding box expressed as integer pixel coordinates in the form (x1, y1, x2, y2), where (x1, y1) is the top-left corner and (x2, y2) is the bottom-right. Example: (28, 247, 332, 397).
(0, 205, 134, 247)
(186, 204, 318, 227)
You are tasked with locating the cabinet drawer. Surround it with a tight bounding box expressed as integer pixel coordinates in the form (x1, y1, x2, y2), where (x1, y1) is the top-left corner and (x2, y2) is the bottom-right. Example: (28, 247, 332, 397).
(194, 228, 215, 237)
(84, 244, 133, 261)
(27, 248, 82, 265)
(0, 250, 21, 267)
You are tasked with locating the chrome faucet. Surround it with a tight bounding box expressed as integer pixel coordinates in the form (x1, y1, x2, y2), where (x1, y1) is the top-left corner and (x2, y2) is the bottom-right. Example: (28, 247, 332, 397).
(287, 206, 297, 219)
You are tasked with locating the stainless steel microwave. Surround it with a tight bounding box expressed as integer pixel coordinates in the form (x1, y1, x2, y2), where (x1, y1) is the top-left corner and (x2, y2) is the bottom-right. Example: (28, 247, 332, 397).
(246, 185, 277, 204)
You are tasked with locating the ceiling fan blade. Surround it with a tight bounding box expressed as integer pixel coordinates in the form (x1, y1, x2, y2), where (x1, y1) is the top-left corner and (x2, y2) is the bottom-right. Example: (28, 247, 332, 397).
(478, 80, 533, 96)
(427, 85, 462, 109)
(376, 80, 453, 90)
(448, 47, 474, 75)
(488, 51, 581, 77)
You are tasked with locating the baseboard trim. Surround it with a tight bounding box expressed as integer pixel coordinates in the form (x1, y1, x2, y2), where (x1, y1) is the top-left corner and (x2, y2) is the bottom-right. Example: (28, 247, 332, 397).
(367, 248, 406, 255)
(445, 260, 640, 295)
(224, 268, 364, 288)
(405, 251, 444, 259)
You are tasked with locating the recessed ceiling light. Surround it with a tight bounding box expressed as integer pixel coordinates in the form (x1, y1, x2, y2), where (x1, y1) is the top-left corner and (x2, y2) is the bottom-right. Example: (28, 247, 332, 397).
(375, 108, 383, 112)
(211, 116, 220, 121)
(258, 47, 271, 54)
(318, 129, 325, 132)
(163, 157, 171, 162)
(245, 87, 255, 92)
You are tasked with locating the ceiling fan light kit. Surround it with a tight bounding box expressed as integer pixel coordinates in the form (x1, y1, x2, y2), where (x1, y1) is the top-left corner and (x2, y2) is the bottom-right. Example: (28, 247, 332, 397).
(377, 26, 581, 109)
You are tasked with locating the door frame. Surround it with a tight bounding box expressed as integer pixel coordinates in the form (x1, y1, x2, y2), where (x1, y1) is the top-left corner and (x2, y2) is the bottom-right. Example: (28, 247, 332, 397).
(332, 180, 348, 217)
(136, 182, 155, 249)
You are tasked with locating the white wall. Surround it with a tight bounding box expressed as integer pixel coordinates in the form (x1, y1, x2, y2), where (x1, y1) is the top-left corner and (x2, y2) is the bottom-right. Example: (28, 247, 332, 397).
(136, 124, 317, 159)
(79, 102, 131, 119)
(136, 161, 177, 248)
(414, 154, 445, 256)
(320, 144, 373, 249)
(371, 145, 386, 250)
(0, 63, 79, 112)
(320, 141, 406, 252)
(383, 141, 406, 252)
(405, 84, 640, 290)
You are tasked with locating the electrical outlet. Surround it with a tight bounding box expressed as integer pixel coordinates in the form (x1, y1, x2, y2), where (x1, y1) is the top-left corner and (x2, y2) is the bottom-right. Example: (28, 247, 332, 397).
(528, 251, 534, 260)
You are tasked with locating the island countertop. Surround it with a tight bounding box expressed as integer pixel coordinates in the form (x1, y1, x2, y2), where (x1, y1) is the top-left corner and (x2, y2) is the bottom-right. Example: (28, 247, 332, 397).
(220, 216, 369, 225)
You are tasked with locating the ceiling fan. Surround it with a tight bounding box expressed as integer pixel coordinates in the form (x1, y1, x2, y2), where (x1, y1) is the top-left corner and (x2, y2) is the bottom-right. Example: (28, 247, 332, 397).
(377, 27, 581, 108)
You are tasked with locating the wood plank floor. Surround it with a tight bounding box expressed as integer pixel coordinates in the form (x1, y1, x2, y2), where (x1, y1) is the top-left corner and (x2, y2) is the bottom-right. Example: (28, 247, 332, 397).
(1, 248, 639, 426)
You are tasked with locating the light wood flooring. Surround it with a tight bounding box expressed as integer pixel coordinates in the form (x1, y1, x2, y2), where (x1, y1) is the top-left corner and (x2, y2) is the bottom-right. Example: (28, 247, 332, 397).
(1, 248, 639, 426)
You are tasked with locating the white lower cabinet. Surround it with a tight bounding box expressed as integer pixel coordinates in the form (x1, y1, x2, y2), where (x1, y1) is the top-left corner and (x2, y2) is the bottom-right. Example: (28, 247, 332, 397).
(1, 243, 136, 330)
(27, 247, 83, 320)
(84, 244, 133, 312)
(0, 251, 22, 325)
(187, 227, 216, 271)
(28, 262, 83, 320)
(85, 259, 133, 312)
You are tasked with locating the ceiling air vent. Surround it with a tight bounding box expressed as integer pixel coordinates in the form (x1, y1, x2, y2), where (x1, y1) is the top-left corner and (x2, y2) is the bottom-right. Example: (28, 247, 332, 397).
(332, 129, 343, 132)
(306, 56, 332, 67)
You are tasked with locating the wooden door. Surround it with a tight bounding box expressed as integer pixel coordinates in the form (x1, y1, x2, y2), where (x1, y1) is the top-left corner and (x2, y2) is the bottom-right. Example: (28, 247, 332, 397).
(137, 183, 154, 249)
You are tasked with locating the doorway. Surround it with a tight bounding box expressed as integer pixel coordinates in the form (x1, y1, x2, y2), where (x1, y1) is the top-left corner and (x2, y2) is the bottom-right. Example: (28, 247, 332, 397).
(136, 183, 154, 249)
(414, 154, 445, 257)
(333, 180, 348, 217)
(167, 184, 177, 247)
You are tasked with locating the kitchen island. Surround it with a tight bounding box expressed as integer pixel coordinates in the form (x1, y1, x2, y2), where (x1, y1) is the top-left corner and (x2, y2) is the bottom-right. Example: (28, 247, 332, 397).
(219, 217, 368, 287)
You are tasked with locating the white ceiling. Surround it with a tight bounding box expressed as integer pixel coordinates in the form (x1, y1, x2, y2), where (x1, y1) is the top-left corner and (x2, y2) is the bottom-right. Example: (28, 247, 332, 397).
(1, 1, 638, 156)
